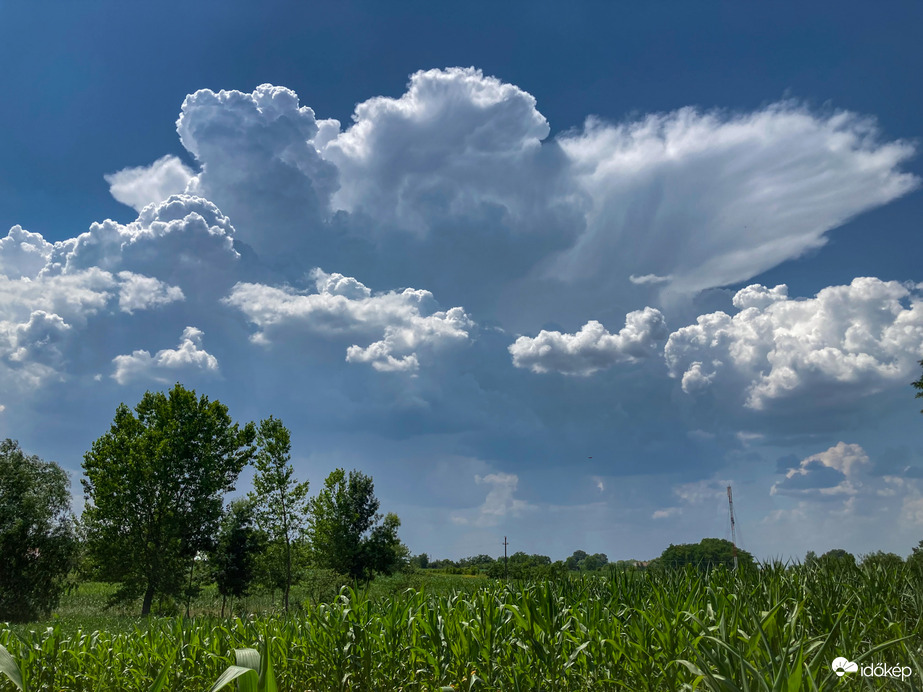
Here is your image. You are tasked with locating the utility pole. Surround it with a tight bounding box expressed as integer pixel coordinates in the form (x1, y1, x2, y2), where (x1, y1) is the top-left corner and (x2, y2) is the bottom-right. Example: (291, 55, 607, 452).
(727, 486, 738, 570)
(503, 536, 509, 579)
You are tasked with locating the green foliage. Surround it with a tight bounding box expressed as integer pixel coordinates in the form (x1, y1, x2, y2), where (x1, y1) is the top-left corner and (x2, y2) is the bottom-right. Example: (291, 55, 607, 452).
(564, 550, 608, 572)
(486, 552, 566, 580)
(307, 468, 405, 581)
(409, 552, 429, 569)
(248, 416, 309, 611)
(207, 640, 277, 692)
(0, 642, 26, 692)
(910, 539, 923, 567)
(913, 358, 923, 412)
(861, 550, 903, 570)
(817, 547, 856, 568)
(81, 383, 256, 615)
(659, 537, 755, 570)
(210, 500, 265, 611)
(0, 439, 78, 623)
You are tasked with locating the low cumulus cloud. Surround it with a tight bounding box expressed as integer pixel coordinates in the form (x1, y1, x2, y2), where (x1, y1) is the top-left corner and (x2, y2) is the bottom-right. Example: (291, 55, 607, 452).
(44, 195, 240, 296)
(1, 268, 123, 388)
(771, 442, 869, 498)
(224, 269, 474, 372)
(0, 197, 232, 395)
(665, 278, 923, 411)
(767, 442, 923, 537)
(116, 272, 185, 314)
(509, 307, 667, 375)
(112, 326, 219, 385)
(650, 477, 731, 521)
(452, 472, 536, 527)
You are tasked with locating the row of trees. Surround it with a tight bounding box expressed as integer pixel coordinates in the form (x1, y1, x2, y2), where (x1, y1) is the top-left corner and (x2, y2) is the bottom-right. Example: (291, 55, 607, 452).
(1, 384, 405, 622)
(412, 550, 615, 576)
(3, 361, 923, 622)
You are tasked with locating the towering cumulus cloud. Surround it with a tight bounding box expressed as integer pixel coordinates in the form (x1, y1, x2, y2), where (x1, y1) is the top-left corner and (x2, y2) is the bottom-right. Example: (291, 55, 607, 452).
(105, 70, 917, 315)
(323, 67, 559, 231)
(178, 84, 340, 254)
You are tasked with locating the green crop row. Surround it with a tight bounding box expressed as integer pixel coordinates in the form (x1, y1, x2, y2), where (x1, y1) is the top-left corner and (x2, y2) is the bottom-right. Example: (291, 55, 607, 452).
(2, 562, 922, 691)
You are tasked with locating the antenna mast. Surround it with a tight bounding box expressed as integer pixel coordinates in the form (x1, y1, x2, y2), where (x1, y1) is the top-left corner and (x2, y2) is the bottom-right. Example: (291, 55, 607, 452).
(727, 485, 739, 570)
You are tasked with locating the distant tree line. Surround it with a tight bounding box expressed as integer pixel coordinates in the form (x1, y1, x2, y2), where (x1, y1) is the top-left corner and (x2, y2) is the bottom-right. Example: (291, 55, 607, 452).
(413, 550, 639, 579)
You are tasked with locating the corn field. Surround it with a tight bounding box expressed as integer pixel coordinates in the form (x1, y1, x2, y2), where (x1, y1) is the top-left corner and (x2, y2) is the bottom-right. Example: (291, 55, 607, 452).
(2, 562, 922, 691)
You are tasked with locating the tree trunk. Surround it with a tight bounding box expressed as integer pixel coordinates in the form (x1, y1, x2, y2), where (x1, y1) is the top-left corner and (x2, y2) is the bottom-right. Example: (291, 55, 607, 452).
(185, 559, 194, 618)
(221, 594, 226, 619)
(284, 537, 291, 612)
(141, 583, 155, 616)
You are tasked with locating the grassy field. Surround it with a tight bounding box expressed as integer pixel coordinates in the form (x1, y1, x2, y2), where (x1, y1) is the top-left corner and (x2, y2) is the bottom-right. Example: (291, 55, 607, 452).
(2, 563, 922, 691)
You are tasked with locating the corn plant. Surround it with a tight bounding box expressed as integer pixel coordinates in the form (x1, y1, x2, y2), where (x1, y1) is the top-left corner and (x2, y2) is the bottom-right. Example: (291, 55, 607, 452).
(2, 560, 922, 691)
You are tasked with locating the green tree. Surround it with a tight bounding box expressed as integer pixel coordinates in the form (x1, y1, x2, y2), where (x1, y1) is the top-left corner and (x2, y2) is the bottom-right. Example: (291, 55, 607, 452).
(659, 538, 754, 570)
(861, 550, 903, 570)
(909, 540, 923, 572)
(248, 416, 309, 611)
(565, 550, 588, 571)
(307, 468, 405, 581)
(0, 439, 79, 622)
(81, 384, 256, 615)
(817, 548, 856, 568)
(409, 553, 430, 569)
(489, 552, 554, 579)
(913, 359, 923, 412)
(210, 499, 265, 617)
(582, 553, 608, 572)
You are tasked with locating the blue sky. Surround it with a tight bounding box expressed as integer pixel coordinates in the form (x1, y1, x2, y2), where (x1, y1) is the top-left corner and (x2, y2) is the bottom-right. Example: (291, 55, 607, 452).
(2, 1, 922, 562)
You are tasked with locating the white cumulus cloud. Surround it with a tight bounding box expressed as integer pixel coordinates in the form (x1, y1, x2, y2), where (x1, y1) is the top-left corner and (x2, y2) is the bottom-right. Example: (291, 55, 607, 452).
(665, 278, 923, 411)
(176, 83, 339, 254)
(451, 472, 536, 527)
(105, 155, 196, 213)
(509, 307, 667, 375)
(111, 326, 219, 385)
(116, 271, 185, 314)
(771, 442, 869, 497)
(0, 225, 54, 279)
(323, 67, 556, 233)
(44, 196, 239, 297)
(224, 268, 474, 371)
(104, 72, 918, 324)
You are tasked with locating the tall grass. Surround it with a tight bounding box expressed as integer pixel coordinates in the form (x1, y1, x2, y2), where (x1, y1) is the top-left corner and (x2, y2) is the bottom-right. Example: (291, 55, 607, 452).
(2, 561, 921, 690)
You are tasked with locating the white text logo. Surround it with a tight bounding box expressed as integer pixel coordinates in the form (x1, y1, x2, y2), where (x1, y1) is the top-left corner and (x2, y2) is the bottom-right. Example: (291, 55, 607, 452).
(831, 656, 912, 681)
